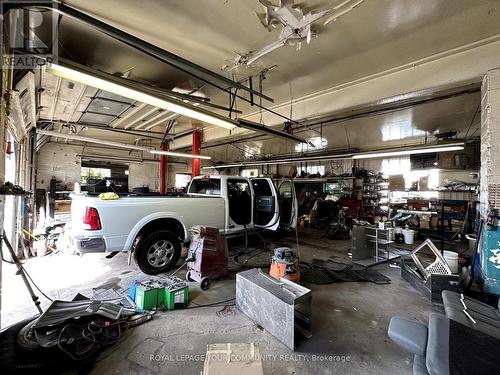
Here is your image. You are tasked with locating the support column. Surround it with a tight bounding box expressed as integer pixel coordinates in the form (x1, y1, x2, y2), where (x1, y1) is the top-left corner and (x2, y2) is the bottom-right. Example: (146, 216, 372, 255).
(192, 130, 201, 177)
(159, 142, 169, 194)
(480, 68, 500, 294)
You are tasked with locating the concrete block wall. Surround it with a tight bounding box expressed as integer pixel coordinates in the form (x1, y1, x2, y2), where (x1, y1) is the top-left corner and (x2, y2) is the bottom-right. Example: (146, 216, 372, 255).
(481, 68, 500, 215)
(128, 163, 159, 191)
(36, 143, 82, 189)
(479, 68, 500, 295)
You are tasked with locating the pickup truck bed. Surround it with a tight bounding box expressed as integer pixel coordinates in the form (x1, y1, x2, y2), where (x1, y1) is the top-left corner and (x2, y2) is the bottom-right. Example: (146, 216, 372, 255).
(70, 194, 225, 252)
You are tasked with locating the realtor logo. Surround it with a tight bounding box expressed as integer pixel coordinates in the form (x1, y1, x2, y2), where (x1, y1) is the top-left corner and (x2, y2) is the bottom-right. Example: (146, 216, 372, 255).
(0, 0, 58, 69)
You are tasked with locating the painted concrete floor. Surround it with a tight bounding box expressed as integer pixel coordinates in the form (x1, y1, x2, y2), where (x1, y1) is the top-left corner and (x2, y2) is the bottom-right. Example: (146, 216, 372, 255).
(1, 228, 436, 374)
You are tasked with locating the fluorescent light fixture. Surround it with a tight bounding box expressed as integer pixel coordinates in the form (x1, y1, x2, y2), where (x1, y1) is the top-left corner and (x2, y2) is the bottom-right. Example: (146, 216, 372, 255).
(149, 149, 211, 160)
(352, 143, 464, 159)
(202, 152, 354, 169)
(37, 129, 148, 151)
(46, 62, 237, 130)
(37, 129, 211, 159)
(202, 143, 465, 169)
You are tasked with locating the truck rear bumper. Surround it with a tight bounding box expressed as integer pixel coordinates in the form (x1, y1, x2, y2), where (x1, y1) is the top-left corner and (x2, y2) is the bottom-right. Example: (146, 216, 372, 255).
(70, 235, 107, 254)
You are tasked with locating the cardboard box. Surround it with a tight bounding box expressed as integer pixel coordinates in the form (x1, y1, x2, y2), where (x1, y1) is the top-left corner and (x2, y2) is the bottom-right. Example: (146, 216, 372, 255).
(389, 175, 405, 191)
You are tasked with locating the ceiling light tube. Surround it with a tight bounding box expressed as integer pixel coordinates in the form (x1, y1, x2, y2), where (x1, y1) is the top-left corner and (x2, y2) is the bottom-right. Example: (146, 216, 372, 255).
(201, 143, 465, 169)
(352, 143, 464, 159)
(149, 149, 211, 160)
(202, 152, 354, 169)
(37, 129, 148, 151)
(46, 61, 237, 130)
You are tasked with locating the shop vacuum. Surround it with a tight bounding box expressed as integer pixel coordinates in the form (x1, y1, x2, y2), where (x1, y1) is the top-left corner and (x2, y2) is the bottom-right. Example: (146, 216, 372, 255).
(269, 247, 300, 282)
(186, 226, 228, 290)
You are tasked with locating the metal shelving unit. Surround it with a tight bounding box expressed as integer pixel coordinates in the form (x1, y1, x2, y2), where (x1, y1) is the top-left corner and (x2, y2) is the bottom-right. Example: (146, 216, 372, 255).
(351, 225, 400, 267)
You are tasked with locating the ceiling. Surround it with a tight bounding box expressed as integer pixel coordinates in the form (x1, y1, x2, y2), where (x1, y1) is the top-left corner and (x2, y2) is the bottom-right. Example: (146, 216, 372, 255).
(11, 0, 500, 162)
(198, 88, 481, 164)
(59, 0, 500, 107)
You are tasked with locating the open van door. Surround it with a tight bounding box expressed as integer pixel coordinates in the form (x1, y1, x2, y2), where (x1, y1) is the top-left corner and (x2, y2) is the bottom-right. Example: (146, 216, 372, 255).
(250, 178, 280, 231)
(278, 179, 298, 229)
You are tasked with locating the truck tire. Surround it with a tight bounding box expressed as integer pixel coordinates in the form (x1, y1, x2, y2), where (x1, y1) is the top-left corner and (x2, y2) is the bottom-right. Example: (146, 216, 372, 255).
(134, 230, 181, 275)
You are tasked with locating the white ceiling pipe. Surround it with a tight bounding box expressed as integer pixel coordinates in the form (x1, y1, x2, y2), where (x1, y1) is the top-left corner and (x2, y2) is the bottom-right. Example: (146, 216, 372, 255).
(37, 128, 148, 151)
(352, 143, 464, 159)
(37, 129, 211, 159)
(150, 149, 211, 160)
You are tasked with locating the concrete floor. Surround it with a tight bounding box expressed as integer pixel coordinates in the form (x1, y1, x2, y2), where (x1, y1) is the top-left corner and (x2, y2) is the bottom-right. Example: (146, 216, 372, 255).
(1, 228, 435, 374)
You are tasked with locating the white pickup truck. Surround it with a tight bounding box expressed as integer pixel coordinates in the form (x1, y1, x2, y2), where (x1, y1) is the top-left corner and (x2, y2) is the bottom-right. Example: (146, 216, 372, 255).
(69, 175, 297, 274)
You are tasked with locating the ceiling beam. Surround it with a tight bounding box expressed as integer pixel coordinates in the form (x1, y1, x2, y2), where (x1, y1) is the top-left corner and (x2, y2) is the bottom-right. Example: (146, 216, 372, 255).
(1, 1, 272, 103)
(40, 120, 170, 141)
(123, 107, 159, 129)
(134, 110, 171, 130)
(111, 102, 147, 128)
(143, 113, 179, 130)
(237, 119, 311, 145)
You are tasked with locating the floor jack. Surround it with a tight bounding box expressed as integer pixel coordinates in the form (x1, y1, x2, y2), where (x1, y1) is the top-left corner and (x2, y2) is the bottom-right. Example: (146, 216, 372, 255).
(185, 226, 228, 290)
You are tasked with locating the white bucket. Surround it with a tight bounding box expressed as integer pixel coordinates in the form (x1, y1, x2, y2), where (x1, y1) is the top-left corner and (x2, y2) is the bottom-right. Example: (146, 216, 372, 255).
(402, 229, 415, 245)
(443, 251, 459, 274)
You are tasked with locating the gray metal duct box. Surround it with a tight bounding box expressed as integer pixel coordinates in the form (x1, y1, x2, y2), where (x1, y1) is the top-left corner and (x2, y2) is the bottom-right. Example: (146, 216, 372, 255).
(236, 268, 312, 350)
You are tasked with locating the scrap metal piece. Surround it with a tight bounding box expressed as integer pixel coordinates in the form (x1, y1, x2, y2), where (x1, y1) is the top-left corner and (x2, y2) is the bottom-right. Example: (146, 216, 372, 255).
(410, 239, 452, 280)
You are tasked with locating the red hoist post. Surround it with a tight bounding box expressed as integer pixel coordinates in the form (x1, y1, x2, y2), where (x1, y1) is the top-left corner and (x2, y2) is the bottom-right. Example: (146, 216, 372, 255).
(192, 130, 201, 177)
(159, 142, 168, 194)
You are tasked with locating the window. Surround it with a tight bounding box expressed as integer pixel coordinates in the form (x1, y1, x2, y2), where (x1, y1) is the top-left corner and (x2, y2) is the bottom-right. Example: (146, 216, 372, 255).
(241, 169, 259, 177)
(81, 167, 111, 184)
(188, 178, 221, 195)
(175, 174, 191, 189)
(227, 179, 252, 225)
(297, 165, 325, 176)
(251, 179, 272, 196)
(295, 137, 327, 152)
(381, 157, 439, 190)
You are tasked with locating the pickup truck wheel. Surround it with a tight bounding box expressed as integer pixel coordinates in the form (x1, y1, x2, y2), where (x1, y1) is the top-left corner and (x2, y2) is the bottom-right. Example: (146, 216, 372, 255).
(134, 230, 181, 275)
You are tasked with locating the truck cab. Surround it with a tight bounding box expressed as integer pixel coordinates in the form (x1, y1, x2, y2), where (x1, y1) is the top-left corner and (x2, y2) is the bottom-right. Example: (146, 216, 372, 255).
(187, 175, 297, 234)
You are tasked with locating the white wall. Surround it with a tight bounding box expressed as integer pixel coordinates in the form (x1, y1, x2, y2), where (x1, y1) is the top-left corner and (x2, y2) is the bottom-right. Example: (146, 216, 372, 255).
(128, 163, 159, 191)
(36, 143, 82, 189)
(36, 142, 161, 191)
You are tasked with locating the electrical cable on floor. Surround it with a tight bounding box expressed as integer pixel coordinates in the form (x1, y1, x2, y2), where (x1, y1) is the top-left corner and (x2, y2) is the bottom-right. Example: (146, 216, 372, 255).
(295, 226, 301, 260)
(230, 224, 270, 268)
(21, 266, 54, 301)
(183, 297, 236, 309)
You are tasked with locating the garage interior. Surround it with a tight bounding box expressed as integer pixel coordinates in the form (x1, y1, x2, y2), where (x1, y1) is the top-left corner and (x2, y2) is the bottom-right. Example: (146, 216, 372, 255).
(1, 0, 500, 374)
